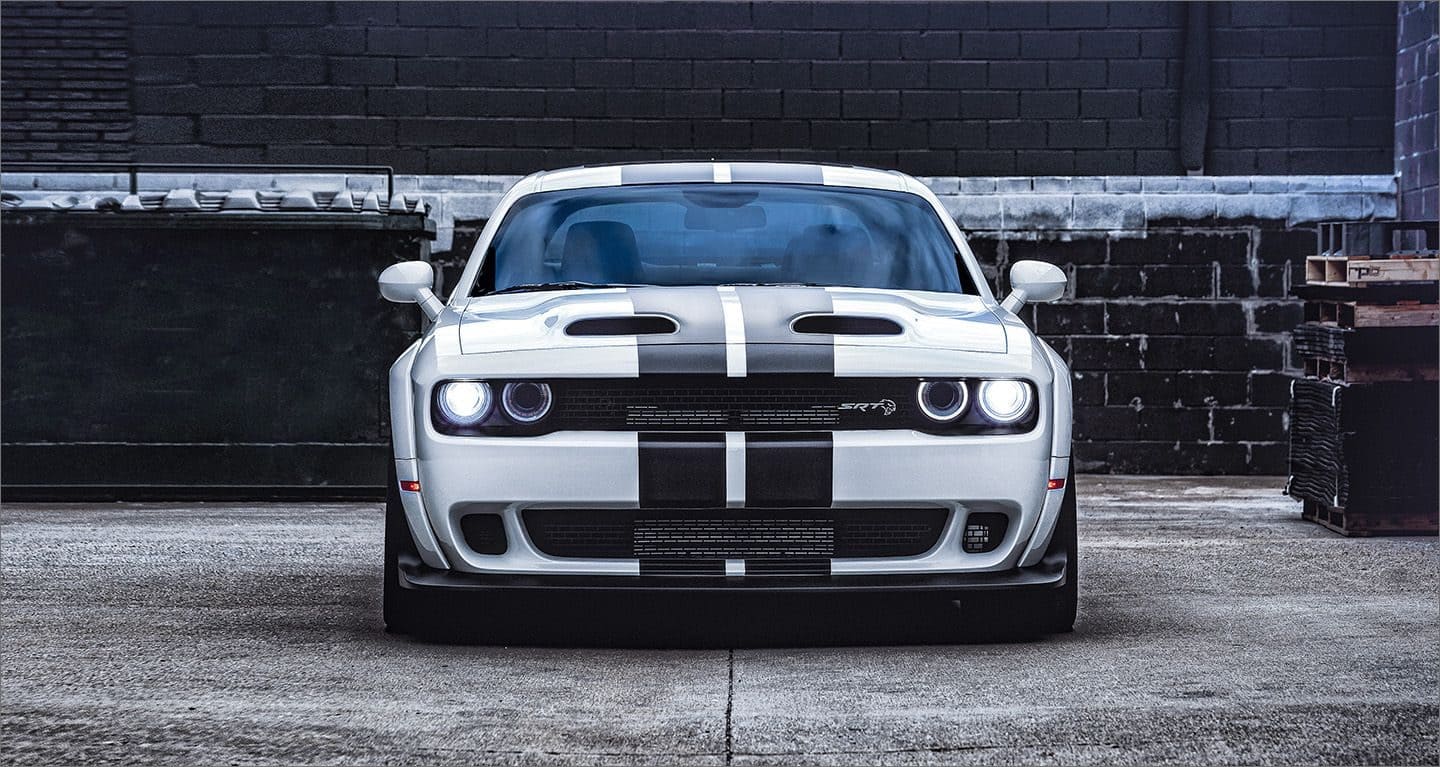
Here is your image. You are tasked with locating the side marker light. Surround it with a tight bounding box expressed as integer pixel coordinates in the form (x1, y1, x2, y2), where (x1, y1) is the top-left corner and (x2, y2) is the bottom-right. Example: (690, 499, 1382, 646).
(1047, 478, 1066, 490)
(400, 480, 421, 492)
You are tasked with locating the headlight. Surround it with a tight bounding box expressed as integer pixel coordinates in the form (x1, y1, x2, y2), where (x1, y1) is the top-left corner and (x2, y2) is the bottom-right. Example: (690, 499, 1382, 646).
(977, 380, 1034, 424)
(916, 380, 968, 422)
(436, 381, 492, 426)
(501, 382, 552, 423)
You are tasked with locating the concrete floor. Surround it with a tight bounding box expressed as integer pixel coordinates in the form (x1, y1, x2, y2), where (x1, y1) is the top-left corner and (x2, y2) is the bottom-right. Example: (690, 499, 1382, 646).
(1, 476, 1435, 765)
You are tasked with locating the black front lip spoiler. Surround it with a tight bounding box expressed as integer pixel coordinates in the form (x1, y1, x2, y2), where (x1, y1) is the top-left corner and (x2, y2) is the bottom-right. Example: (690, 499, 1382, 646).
(398, 549, 1067, 596)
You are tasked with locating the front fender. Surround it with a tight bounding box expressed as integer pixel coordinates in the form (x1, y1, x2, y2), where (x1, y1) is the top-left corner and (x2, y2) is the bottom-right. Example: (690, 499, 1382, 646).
(1018, 337, 1074, 567)
(389, 338, 424, 461)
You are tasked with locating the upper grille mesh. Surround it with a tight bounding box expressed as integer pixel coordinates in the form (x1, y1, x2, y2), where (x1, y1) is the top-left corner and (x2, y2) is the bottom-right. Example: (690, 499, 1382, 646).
(550, 376, 917, 431)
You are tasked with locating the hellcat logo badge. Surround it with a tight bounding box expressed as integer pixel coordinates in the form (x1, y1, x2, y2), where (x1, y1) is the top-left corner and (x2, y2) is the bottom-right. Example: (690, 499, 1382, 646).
(838, 399, 897, 416)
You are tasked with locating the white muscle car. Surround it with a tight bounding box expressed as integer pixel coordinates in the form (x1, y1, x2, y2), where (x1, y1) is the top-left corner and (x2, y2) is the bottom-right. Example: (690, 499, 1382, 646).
(379, 162, 1076, 637)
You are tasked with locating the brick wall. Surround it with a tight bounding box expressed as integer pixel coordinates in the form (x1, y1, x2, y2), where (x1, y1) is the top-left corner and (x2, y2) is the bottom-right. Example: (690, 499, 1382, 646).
(986, 227, 1312, 473)
(2, 1, 1398, 176)
(1395, 1, 1438, 220)
(0, 2, 131, 162)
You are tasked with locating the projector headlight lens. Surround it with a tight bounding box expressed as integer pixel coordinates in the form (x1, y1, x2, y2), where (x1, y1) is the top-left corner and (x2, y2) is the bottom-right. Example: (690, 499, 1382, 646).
(501, 382, 553, 423)
(436, 381, 492, 426)
(977, 380, 1034, 424)
(917, 380, 969, 422)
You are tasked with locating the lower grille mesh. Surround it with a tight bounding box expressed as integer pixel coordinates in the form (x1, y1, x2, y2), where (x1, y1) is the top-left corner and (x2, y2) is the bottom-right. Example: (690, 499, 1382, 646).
(524, 509, 948, 560)
(634, 518, 836, 558)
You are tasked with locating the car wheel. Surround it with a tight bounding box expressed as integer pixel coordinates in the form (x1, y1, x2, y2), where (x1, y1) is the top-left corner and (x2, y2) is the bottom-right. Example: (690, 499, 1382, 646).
(1045, 467, 1079, 633)
(383, 462, 430, 635)
(962, 468, 1077, 639)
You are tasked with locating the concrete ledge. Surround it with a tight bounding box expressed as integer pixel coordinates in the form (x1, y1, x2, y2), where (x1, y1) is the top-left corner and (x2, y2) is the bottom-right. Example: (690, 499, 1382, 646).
(2, 172, 1399, 252)
(916, 174, 1398, 233)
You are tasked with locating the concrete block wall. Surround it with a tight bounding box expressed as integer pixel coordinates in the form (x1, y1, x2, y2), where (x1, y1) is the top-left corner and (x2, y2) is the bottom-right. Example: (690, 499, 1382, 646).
(0, 2, 131, 161)
(0, 1, 1401, 177)
(1395, 0, 1439, 220)
(0, 0, 1426, 480)
(1, 170, 1397, 474)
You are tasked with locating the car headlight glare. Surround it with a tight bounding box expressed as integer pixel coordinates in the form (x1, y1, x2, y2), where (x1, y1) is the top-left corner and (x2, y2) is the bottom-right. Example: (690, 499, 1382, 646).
(916, 380, 969, 422)
(501, 382, 553, 423)
(436, 381, 492, 426)
(977, 380, 1034, 424)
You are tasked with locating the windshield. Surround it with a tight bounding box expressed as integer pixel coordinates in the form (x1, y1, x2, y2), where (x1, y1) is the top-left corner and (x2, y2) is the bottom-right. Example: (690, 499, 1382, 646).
(474, 183, 975, 295)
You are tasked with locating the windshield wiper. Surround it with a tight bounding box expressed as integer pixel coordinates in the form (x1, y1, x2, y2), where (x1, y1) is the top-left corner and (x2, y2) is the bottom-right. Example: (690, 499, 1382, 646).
(718, 281, 829, 288)
(488, 281, 643, 295)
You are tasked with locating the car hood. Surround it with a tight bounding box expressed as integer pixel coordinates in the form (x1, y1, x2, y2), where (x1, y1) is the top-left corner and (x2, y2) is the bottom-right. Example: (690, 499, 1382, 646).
(455, 285, 1008, 359)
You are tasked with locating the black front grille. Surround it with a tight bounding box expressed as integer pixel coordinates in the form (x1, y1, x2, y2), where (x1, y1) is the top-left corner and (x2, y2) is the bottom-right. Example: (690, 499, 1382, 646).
(523, 508, 949, 560)
(550, 375, 918, 431)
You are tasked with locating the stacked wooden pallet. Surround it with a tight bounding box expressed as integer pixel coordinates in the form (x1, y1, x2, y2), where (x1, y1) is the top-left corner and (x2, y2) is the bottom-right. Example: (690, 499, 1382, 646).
(1287, 220, 1439, 536)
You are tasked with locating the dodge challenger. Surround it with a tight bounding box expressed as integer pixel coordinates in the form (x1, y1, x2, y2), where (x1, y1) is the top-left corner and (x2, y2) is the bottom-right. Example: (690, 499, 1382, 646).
(378, 162, 1076, 637)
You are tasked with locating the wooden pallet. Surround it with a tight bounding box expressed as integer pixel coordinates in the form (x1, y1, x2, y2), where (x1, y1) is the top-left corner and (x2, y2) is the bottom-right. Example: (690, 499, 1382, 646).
(1347, 257, 1439, 284)
(1303, 299, 1440, 328)
(1302, 357, 1440, 383)
(1295, 283, 1440, 303)
(1300, 497, 1438, 537)
(1305, 255, 1440, 286)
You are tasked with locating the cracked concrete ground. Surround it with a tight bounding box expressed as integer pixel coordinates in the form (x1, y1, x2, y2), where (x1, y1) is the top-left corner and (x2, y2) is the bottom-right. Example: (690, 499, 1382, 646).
(2, 476, 1436, 765)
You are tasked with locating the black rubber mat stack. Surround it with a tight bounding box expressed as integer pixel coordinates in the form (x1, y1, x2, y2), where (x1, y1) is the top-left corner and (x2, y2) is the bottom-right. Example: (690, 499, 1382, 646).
(1287, 220, 1440, 536)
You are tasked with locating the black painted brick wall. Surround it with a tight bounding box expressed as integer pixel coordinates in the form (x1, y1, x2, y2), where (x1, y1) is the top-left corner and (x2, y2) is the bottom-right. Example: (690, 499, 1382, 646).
(0, 2, 131, 161)
(0, 211, 430, 494)
(971, 226, 1316, 474)
(1395, 0, 1438, 220)
(4, 1, 1399, 175)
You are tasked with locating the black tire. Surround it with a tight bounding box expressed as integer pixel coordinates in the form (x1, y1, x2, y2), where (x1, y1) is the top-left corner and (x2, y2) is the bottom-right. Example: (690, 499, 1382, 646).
(962, 468, 1077, 639)
(383, 463, 428, 635)
(1043, 467, 1079, 633)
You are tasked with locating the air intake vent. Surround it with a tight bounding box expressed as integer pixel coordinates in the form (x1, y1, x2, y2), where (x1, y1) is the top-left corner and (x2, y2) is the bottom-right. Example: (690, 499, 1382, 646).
(460, 513, 507, 555)
(962, 512, 1009, 553)
(566, 315, 678, 336)
(792, 315, 903, 335)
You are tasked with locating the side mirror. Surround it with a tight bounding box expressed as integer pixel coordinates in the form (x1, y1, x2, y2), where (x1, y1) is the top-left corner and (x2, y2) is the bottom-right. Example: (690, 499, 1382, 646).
(379, 261, 444, 320)
(1001, 260, 1067, 313)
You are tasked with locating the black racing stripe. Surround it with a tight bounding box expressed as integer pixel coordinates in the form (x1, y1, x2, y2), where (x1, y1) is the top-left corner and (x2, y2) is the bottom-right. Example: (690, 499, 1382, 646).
(620, 163, 714, 185)
(729, 163, 825, 185)
(744, 432, 833, 508)
(639, 432, 726, 508)
(737, 287, 835, 375)
(629, 287, 728, 375)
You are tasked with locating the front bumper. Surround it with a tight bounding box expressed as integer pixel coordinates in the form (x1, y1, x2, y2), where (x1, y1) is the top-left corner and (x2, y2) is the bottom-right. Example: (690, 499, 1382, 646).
(402, 428, 1068, 578)
(397, 545, 1069, 597)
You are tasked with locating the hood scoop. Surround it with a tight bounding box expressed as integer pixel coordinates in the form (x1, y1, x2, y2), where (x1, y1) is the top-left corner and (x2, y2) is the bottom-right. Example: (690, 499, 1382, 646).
(565, 315, 678, 336)
(792, 314, 903, 336)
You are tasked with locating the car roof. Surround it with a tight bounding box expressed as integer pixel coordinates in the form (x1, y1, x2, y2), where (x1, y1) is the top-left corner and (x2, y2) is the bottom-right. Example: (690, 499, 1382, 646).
(521, 161, 926, 195)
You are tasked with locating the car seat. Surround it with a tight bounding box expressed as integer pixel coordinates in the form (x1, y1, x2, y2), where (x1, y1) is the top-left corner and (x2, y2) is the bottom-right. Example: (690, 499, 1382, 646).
(559, 220, 641, 284)
(782, 224, 875, 286)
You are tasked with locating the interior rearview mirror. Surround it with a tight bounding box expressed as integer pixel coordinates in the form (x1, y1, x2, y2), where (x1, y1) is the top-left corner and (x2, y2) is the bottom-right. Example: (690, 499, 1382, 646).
(1001, 260, 1067, 313)
(379, 261, 444, 320)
